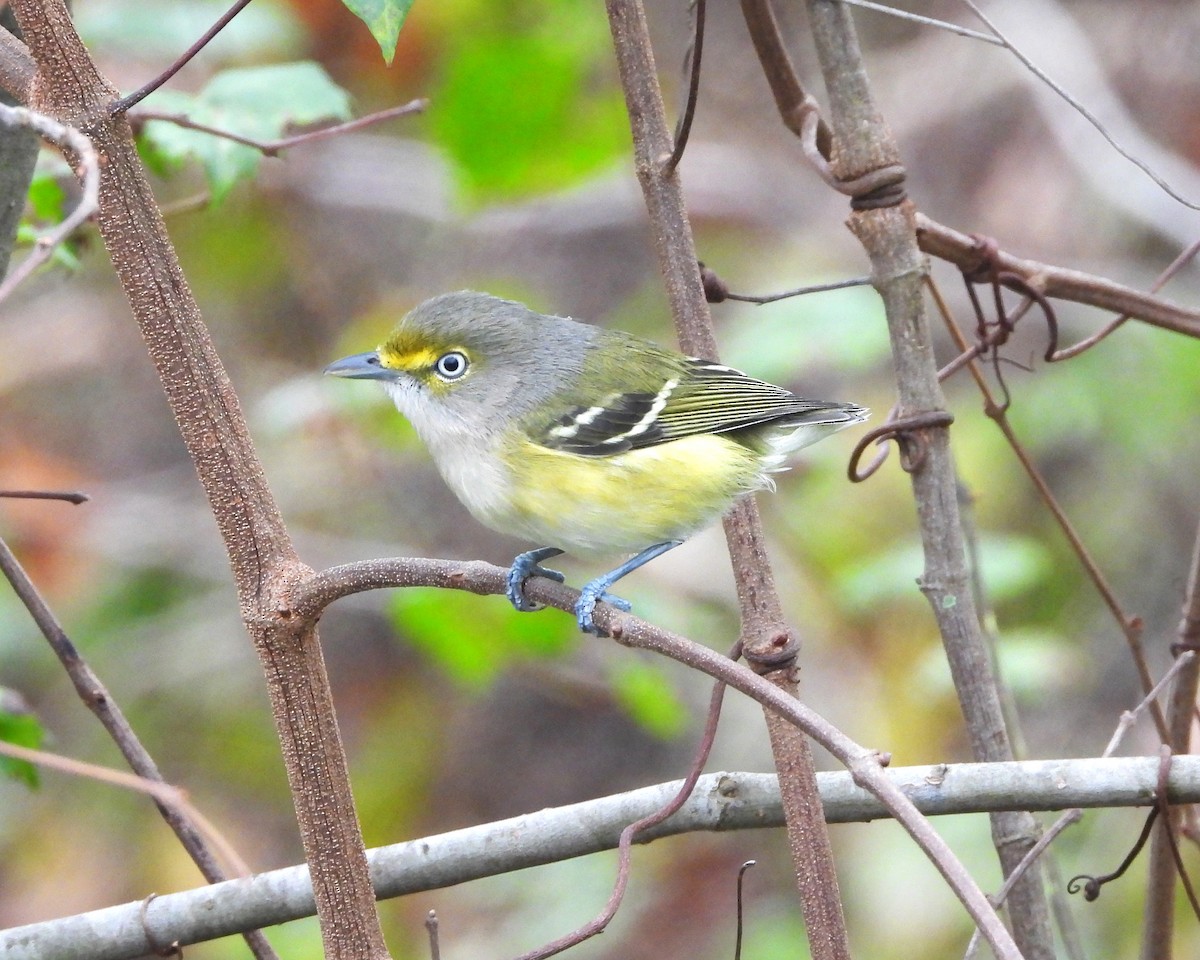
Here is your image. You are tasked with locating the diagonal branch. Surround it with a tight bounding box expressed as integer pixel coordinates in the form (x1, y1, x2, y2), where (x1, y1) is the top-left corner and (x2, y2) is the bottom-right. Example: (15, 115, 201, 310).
(9, 2, 388, 957)
(603, 3, 852, 958)
(0, 102, 98, 303)
(294, 554, 1020, 956)
(0, 534, 277, 960)
(111, 0, 256, 113)
(917, 214, 1200, 339)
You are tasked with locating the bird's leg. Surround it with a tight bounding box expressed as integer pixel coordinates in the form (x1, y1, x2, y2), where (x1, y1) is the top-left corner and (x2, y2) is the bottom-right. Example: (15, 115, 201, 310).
(506, 546, 566, 612)
(576, 540, 683, 635)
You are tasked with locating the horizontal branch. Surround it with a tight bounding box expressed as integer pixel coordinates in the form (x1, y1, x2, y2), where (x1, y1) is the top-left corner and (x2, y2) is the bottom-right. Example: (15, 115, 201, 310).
(6, 756, 1199, 960)
(917, 213, 1200, 338)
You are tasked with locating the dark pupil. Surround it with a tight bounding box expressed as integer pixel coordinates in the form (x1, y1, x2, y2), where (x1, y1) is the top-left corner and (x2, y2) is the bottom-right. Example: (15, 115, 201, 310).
(439, 353, 463, 376)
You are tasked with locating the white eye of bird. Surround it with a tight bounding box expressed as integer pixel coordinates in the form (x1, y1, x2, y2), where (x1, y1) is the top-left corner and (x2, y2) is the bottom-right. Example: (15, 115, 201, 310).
(434, 350, 469, 381)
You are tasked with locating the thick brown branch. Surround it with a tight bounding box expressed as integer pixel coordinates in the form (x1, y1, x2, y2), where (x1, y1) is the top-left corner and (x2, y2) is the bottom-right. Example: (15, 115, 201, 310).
(10, 2, 388, 957)
(0, 22, 34, 102)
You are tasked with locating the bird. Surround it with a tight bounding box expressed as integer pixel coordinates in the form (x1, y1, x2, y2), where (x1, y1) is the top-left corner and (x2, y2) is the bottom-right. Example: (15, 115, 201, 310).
(325, 290, 868, 634)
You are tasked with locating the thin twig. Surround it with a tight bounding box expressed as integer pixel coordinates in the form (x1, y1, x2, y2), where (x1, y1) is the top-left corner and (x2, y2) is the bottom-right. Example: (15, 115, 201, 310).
(734, 860, 756, 960)
(700, 266, 872, 304)
(513, 646, 735, 960)
(1050, 235, 1200, 360)
(928, 277, 1169, 741)
(1101, 653, 1196, 760)
(0, 535, 280, 960)
(957, 0, 1199, 211)
(0, 488, 89, 503)
(0, 739, 249, 876)
(0, 103, 99, 304)
(132, 98, 428, 158)
(662, 0, 705, 175)
(917, 214, 1200, 340)
(425, 911, 440, 960)
(836, 0, 1001, 44)
(111, 0, 257, 114)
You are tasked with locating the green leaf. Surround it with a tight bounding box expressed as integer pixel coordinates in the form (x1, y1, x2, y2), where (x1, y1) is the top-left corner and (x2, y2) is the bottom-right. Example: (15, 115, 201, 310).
(608, 660, 687, 739)
(389, 588, 576, 689)
(26, 172, 66, 222)
(0, 699, 43, 789)
(836, 533, 1053, 613)
(140, 63, 353, 201)
(429, 26, 627, 204)
(341, 0, 414, 64)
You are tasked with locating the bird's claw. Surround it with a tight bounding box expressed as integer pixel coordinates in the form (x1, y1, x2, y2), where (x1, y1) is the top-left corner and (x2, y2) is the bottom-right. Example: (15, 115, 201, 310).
(506, 548, 566, 612)
(575, 584, 632, 635)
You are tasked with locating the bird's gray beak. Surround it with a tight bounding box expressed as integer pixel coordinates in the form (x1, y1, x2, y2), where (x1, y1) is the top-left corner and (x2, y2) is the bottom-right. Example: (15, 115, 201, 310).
(323, 351, 395, 380)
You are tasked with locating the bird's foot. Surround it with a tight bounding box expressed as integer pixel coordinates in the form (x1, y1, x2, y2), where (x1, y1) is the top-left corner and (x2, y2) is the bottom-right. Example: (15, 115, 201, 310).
(575, 580, 632, 635)
(506, 547, 565, 612)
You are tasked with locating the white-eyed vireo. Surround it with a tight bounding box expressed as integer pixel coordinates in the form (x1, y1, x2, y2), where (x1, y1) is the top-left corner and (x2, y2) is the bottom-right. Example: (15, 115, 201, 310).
(326, 291, 867, 634)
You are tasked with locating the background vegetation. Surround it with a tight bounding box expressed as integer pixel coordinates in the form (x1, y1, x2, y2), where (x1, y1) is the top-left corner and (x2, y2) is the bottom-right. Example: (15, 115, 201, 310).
(2, 0, 1200, 958)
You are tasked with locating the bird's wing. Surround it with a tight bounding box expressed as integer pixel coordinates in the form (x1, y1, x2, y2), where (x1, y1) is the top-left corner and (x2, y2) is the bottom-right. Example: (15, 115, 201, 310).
(536, 358, 857, 457)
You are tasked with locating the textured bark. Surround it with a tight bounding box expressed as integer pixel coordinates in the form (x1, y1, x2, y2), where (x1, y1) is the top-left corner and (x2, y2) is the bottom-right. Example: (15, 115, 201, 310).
(9, 2, 389, 957)
(803, 2, 1054, 956)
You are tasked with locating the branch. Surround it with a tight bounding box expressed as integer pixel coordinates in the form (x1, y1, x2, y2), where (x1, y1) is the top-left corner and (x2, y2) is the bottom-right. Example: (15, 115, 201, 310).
(916, 214, 1200, 339)
(602, 4, 853, 959)
(294, 553, 1019, 959)
(0, 21, 34, 102)
(111, 0, 255, 113)
(931, 278, 1168, 739)
(0, 534, 278, 960)
(6, 758, 1199, 960)
(0, 103, 99, 303)
(131, 99, 428, 157)
(10, 2, 387, 956)
(799, 0, 1054, 955)
(0, 739, 248, 878)
(1142, 518, 1200, 951)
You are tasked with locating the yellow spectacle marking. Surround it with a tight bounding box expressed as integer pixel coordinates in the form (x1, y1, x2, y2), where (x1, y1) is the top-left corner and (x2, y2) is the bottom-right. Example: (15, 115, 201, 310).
(378, 342, 444, 372)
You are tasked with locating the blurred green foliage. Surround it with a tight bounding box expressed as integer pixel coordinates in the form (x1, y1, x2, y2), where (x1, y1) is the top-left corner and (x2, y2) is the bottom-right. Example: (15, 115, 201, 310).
(13, 162, 81, 271)
(607, 658, 687, 740)
(425, 0, 628, 205)
(139, 63, 353, 200)
(389, 587, 578, 689)
(76, 0, 304, 62)
(0, 703, 42, 788)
